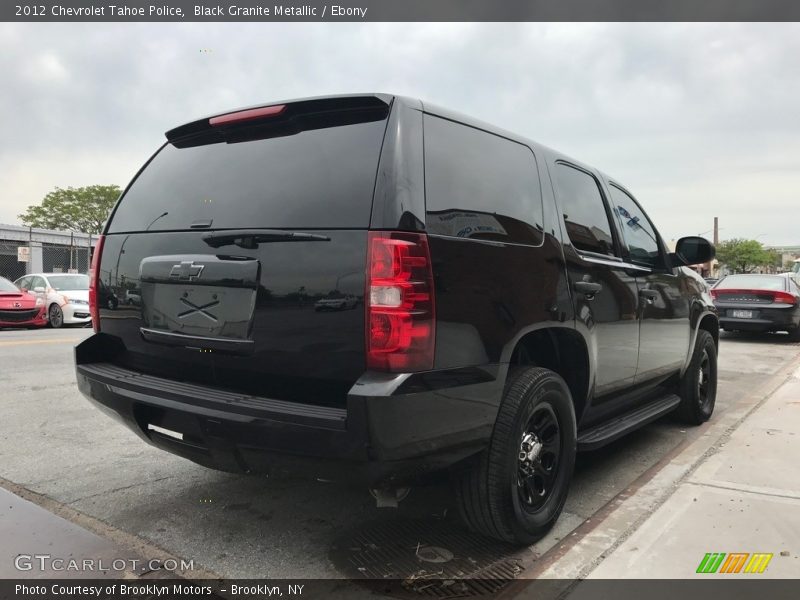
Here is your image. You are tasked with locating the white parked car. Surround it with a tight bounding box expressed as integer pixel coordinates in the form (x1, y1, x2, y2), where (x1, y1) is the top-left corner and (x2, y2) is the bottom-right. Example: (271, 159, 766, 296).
(15, 273, 91, 328)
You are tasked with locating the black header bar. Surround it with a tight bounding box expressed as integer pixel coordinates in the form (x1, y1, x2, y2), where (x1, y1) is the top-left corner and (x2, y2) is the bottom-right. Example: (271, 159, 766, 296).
(2, 578, 800, 600)
(4, 0, 800, 22)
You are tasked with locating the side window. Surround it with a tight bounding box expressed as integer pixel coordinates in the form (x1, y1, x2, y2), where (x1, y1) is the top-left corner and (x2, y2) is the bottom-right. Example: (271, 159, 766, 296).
(424, 114, 544, 246)
(608, 185, 661, 269)
(555, 163, 616, 256)
(17, 276, 30, 290)
(32, 276, 46, 290)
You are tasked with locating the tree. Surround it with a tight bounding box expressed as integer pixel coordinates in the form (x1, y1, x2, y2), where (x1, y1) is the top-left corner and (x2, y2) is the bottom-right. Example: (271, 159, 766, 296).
(715, 238, 778, 273)
(18, 185, 121, 234)
(763, 248, 782, 270)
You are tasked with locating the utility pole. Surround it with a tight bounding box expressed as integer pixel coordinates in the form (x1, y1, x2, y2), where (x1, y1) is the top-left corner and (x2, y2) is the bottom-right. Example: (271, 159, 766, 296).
(705, 217, 719, 278)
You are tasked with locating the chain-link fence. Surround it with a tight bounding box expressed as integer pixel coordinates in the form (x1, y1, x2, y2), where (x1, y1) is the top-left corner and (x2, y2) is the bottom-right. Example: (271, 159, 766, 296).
(0, 241, 28, 282)
(0, 233, 94, 284)
(41, 241, 91, 274)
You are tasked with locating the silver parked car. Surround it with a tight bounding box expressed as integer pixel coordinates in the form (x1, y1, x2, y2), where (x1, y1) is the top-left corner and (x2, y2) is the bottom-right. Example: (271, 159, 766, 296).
(15, 273, 91, 328)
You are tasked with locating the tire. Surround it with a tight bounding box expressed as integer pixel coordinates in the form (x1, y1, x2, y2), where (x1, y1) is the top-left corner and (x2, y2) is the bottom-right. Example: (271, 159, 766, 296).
(453, 367, 577, 545)
(676, 330, 717, 425)
(48, 304, 64, 329)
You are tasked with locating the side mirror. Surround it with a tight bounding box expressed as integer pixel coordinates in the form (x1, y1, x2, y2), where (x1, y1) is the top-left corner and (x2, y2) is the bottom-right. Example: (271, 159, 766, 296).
(33, 286, 45, 293)
(671, 236, 715, 266)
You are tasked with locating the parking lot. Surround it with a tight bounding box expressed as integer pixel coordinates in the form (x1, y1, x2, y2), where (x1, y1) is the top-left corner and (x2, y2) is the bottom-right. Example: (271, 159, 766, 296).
(1, 325, 799, 585)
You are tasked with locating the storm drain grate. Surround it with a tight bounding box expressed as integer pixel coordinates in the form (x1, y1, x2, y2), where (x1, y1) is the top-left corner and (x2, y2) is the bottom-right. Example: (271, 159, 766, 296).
(330, 517, 525, 598)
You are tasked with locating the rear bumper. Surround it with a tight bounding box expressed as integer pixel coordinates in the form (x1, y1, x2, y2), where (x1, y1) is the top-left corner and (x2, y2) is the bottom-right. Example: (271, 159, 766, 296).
(717, 304, 800, 332)
(75, 334, 501, 486)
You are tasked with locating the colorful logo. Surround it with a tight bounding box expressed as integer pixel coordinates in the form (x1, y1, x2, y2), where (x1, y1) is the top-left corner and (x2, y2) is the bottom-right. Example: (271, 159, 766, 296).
(696, 552, 773, 574)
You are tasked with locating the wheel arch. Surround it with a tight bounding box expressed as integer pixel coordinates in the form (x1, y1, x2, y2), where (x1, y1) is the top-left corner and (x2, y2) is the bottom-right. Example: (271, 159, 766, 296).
(506, 326, 592, 424)
(681, 309, 719, 376)
(699, 313, 720, 348)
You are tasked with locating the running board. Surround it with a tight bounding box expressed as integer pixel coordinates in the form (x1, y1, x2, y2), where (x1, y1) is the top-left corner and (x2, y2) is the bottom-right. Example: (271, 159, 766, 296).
(577, 394, 681, 451)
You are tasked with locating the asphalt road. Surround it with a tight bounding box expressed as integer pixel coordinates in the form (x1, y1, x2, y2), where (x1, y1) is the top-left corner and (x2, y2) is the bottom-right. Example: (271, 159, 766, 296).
(1, 325, 798, 581)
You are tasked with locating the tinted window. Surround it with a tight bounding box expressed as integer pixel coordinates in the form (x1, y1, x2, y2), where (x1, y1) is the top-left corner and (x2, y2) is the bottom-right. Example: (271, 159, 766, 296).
(424, 115, 544, 246)
(608, 185, 661, 268)
(555, 164, 616, 256)
(0, 277, 19, 292)
(716, 275, 787, 291)
(108, 118, 389, 232)
(47, 274, 89, 291)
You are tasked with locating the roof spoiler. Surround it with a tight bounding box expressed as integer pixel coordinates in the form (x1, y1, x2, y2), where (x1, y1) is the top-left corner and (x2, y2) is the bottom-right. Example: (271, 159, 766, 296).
(165, 94, 393, 147)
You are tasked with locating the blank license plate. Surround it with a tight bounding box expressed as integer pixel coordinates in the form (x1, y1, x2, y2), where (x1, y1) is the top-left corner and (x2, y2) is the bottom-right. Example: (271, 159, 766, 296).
(731, 309, 753, 319)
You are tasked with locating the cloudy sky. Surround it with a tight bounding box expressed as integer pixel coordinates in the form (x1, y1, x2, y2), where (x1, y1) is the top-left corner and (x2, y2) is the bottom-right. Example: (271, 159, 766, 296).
(1, 23, 799, 245)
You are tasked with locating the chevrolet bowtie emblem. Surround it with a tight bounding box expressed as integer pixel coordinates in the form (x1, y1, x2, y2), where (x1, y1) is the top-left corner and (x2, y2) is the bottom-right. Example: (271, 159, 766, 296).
(169, 260, 205, 281)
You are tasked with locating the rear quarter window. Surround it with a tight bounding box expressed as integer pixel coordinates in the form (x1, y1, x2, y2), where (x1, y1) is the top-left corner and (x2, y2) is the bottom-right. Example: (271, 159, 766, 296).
(108, 117, 389, 233)
(423, 114, 544, 246)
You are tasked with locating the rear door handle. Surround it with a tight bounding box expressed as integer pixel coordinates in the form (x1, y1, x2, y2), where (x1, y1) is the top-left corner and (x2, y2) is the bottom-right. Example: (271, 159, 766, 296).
(573, 281, 602, 298)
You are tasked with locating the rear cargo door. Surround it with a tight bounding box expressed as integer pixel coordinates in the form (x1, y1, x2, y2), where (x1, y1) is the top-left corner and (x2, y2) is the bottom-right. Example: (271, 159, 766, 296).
(99, 96, 392, 408)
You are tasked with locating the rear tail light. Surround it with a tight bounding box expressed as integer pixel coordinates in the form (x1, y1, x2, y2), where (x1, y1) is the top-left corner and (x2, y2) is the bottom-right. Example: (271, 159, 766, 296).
(88, 234, 104, 332)
(366, 231, 435, 372)
(773, 291, 798, 305)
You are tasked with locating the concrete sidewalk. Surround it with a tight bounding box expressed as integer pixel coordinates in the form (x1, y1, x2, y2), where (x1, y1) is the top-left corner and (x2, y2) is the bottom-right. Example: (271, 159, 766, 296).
(0, 486, 146, 579)
(587, 364, 800, 579)
(0, 484, 217, 580)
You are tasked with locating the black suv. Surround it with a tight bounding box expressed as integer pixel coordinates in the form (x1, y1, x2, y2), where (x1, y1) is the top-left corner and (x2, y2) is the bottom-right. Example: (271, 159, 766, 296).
(76, 94, 718, 544)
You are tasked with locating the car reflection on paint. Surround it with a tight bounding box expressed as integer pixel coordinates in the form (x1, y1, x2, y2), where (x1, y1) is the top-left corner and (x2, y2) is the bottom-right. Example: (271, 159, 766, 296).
(314, 294, 358, 312)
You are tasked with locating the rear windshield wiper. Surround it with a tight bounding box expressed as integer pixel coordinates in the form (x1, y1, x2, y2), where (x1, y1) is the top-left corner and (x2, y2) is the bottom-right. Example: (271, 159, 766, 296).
(202, 229, 330, 249)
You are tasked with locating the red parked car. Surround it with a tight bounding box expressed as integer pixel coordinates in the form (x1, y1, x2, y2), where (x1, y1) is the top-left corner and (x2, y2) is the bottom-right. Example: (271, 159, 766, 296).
(0, 276, 47, 328)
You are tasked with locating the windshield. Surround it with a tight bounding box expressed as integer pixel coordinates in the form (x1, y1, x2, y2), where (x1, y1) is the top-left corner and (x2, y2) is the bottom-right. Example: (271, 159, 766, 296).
(0, 277, 20, 293)
(716, 275, 787, 291)
(48, 274, 89, 291)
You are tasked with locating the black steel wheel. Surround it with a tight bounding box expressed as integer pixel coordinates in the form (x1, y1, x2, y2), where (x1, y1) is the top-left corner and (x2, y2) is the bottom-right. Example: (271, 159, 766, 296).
(48, 304, 64, 328)
(453, 367, 576, 545)
(676, 329, 717, 424)
(517, 404, 561, 512)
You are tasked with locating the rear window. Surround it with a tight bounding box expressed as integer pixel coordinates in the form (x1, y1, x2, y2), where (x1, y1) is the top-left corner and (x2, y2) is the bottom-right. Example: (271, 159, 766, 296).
(555, 163, 617, 257)
(715, 275, 787, 291)
(108, 118, 389, 233)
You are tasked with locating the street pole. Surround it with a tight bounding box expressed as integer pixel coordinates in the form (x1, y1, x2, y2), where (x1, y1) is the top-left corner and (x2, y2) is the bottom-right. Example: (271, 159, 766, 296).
(706, 217, 718, 277)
